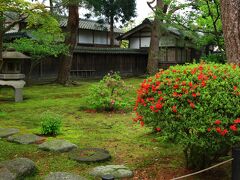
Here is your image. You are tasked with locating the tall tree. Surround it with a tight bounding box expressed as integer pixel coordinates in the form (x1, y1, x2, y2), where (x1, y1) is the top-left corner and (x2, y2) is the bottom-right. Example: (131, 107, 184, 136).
(87, 0, 136, 47)
(220, 0, 240, 64)
(57, 1, 79, 84)
(147, 0, 193, 74)
(147, 0, 165, 75)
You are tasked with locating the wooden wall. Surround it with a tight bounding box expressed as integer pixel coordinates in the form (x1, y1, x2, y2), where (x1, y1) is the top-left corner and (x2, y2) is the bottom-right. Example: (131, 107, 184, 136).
(22, 52, 148, 82)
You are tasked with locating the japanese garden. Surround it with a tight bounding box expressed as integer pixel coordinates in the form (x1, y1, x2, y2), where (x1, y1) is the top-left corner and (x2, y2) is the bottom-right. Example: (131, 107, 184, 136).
(0, 0, 239, 179)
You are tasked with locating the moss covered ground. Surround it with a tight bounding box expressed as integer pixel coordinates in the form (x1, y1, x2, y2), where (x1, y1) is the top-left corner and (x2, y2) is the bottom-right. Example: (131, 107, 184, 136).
(0, 78, 230, 179)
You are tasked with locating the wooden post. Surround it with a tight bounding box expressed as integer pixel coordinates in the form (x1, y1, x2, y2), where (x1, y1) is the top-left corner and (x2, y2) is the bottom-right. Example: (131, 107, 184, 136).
(232, 147, 240, 180)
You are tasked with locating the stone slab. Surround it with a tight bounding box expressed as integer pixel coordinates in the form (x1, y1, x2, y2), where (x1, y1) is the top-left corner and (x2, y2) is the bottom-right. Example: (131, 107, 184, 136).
(90, 165, 133, 178)
(0, 158, 36, 179)
(0, 166, 15, 180)
(0, 128, 19, 138)
(69, 148, 111, 163)
(0, 74, 25, 80)
(0, 80, 25, 89)
(38, 139, 77, 152)
(44, 172, 87, 180)
(7, 134, 45, 145)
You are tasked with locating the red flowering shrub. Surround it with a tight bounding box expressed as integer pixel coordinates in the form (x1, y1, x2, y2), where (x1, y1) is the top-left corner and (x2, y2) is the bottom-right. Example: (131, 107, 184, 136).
(134, 63, 240, 169)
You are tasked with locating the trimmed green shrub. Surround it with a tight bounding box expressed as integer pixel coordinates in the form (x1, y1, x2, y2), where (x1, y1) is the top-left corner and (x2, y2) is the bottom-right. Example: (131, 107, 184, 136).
(40, 112, 62, 136)
(134, 63, 240, 169)
(87, 72, 130, 111)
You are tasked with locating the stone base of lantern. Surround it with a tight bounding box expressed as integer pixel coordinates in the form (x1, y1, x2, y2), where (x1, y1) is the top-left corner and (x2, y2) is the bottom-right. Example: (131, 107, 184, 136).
(0, 80, 26, 102)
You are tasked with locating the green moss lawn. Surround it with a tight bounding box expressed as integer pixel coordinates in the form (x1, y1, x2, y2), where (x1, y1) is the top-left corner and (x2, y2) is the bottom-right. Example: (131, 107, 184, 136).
(0, 78, 230, 179)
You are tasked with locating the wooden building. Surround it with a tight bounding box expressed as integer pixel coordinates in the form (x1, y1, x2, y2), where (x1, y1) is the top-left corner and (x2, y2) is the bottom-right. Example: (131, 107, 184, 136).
(117, 18, 200, 68)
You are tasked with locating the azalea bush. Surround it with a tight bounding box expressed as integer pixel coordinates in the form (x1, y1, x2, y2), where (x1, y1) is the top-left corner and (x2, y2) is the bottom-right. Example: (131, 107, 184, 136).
(87, 72, 130, 111)
(134, 63, 240, 169)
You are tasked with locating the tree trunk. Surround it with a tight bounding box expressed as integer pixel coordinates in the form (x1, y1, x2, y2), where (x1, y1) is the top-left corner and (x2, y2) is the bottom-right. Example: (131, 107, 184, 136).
(220, 0, 240, 64)
(49, 0, 54, 14)
(109, 15, 114, 47)
(0, 12, 3, 70)
(57, 5, 79, 85)
(147, 0, 164, 75)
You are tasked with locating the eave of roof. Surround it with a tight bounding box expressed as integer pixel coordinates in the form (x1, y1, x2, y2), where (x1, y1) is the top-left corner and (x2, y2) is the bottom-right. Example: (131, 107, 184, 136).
(60, 18, 123, 34)
(73, 46, 148, 55)
(117, 18, 183, 40)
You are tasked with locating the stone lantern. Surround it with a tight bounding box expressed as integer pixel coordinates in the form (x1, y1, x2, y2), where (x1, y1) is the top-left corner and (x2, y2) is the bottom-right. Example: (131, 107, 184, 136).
(0, 48, 30, 102)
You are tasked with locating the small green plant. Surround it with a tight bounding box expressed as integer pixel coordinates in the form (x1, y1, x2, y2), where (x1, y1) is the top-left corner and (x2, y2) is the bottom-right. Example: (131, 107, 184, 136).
(40, 112, 62, 136)
(134, 62, 240, 169)
(87, 72, 130, 111)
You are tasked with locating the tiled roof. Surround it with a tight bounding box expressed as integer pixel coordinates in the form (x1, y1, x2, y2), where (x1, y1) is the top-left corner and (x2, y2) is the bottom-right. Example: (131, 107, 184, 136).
(74, 46, 148, 55)
(117, 18, 184, 40)
(60, 18, 123, 33)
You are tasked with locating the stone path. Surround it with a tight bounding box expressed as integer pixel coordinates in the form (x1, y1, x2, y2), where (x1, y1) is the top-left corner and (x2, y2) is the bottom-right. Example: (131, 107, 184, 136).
(90, 165, 133, 178)
(0, 127, 132, 179)
(44, 172, 87, 180)
(0, 128, 19, 138)
(0, 158, 36, 179)
(39, 139, 77, 152)
(69, 148, 111, 163)
(7, 134, 45, 144)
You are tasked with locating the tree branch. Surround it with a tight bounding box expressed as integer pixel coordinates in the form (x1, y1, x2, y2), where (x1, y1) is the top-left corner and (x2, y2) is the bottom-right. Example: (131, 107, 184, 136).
(147, 0, 156, 12)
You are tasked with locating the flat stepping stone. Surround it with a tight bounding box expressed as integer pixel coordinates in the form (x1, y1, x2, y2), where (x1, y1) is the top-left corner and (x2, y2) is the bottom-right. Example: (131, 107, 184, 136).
(0, 158, 36, 179)
(44, 172, 87, 180)
(38, 139, 77, 152)
(0, 128, 19, 138)
(7, 134, 45, 145)
(0, 166, 15, 180)
(90, 165, 133, 178)
(69, 148, 111, 163)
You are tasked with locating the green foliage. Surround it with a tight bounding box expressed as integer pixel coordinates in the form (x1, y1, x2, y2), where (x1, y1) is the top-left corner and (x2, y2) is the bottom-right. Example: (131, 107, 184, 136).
(40, 112, 62, 136)
(134, 63, 240, 169)
(87, 72, 130, 111)
(201, 53, 226, 64)
(173, 0, 223, 50)
(86, 0, 136, 25)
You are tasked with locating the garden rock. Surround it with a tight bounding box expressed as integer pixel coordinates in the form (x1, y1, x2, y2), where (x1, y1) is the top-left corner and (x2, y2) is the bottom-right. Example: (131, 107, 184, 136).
(0, 166, 15, 180)
(0, 128, 19, 138)
(0, 158, 36, 179)
(44, 172, 87, 180)
(7, 134, 45, 144)
(38, 139, 77, 152)
(69, 148, 111, 163)
(90, 165, 133, 179)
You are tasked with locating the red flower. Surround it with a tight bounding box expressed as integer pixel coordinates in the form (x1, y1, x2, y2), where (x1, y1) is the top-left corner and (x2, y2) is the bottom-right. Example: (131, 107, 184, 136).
(230, 125, 238, 131)
(156, 103, 163, 110)
(156, 127, 161, 132)
(190, 102, 195, 109)
(213, 75, 217, 80)
(173, 92, 178, 97)
(140, 121, 144, 127)
(150, 106, 155, 111)
(189, 82, 193, 87)
(172, 105, 177, 113)
(192, 93, 197, 97)
(220, 129, 228, 136)
(215, 120, 221, 125)
(198, 74, 204, 80)
(207, 128, 211, 132)
(234, 86, 238, 91)
(173, 84, 179, 89)
(201, 81, 206, 87)
(181, 81, 186, 86)
(234, 119, 240, 124)
(216, 127, 221, 133)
